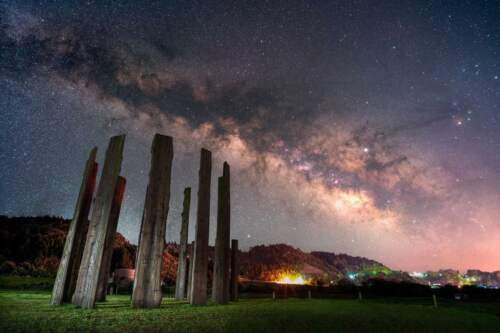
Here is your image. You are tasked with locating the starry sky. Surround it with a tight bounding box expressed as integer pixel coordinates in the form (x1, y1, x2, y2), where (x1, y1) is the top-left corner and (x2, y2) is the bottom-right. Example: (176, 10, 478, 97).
(1, 0, 500, 272)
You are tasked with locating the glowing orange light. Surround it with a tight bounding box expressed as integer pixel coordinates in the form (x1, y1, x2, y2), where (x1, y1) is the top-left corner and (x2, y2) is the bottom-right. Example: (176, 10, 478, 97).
(274, 272, 311, 285)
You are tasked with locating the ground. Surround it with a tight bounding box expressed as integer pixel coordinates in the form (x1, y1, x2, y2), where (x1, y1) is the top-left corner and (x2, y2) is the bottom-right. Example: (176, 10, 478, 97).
(1, 290, 500, 333)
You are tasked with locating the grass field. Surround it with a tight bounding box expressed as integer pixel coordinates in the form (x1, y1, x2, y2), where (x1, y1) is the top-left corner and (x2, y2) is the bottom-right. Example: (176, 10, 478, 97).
(1, 290, 500, 333)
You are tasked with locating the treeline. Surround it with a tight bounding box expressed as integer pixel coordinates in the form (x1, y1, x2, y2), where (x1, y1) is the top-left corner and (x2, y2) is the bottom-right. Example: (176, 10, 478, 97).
(0, 216, 136, 277)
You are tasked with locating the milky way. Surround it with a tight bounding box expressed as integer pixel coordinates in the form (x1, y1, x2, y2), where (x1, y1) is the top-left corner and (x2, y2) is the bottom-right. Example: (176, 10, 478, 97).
(1, 1, 500, 271)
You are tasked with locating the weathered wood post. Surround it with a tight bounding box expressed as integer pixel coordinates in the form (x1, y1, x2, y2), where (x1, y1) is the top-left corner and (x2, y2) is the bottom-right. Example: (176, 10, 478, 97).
(96, 176, 126, 302)
(132, 134, 174, 308)
(212, 162, 231, 304)
(186, 241, 194, 300)
(72, 135, 125, 309)
(175, 187, 191, 300)
(50, 148, 98, 305)
(189, 149, 212, 305)
(222, 164, 231, 302)
(230, 239, 239, 301)
(184, 257, 191, 298)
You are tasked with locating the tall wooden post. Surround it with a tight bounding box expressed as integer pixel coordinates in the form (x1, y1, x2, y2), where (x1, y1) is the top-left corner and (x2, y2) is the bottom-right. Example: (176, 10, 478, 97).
(72, 135, 126, 309)
(132, 134, 174, 308)
(189, 149, 211, 305)
(186, 241, 194, 300)
(50, 148, 98, 305)
(175, 187, 191, 300)
(96, 176, 126, 302)
(184, 257, 191, 298)
(230, 239, 239, 301)
(212, 162, 230, 304)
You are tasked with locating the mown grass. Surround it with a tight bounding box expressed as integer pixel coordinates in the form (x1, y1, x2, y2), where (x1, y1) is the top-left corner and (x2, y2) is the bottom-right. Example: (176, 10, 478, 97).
(0, 290, 499, 333)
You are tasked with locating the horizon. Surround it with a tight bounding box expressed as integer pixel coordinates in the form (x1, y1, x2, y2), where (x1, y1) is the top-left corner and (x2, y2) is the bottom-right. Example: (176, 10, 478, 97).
(2, 1, 500, 273)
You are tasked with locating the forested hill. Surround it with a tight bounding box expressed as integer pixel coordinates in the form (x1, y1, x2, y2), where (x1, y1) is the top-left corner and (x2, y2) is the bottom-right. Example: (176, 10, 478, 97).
(0, 216, 390, 284)
(0, 216, 136, 277)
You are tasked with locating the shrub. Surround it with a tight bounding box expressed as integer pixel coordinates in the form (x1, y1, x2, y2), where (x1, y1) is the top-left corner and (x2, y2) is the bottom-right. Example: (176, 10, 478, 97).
(0, 261, 16, 275)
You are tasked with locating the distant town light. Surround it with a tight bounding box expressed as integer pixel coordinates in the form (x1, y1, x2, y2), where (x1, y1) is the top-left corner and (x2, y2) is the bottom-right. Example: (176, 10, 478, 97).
(409, 271, 426, 278)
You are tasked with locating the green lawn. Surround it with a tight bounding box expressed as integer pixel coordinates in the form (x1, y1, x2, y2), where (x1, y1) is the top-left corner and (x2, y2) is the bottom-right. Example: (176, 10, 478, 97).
(1, 290, 499, 333)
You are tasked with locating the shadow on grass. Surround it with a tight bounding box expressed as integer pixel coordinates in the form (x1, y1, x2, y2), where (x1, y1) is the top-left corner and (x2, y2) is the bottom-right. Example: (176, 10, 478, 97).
(93, 297, 191, 310)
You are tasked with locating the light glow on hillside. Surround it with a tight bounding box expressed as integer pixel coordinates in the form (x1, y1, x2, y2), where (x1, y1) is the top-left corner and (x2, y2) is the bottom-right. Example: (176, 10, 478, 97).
(274, 272, 311, 285)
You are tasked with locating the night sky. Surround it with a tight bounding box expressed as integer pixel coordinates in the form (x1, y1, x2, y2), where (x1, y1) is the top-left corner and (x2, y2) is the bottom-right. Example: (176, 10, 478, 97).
(1, 1, 500, 272)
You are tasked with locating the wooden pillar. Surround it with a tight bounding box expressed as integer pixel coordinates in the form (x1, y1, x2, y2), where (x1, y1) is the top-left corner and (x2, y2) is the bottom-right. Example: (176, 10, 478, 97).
(212, 162, 230, 304)
(189, 149, 211, 305)
(175, 187, 191, 300)
(230, 239, 239, 301)
(186, 241, 194, 300)
(132, 134, 174, 308)
(96, 176, 126, 302)
(50, 148, 98, 305)
(72, 135, 126, 309)
(222, 163, 231, 302)
(184, 257, 191, 298)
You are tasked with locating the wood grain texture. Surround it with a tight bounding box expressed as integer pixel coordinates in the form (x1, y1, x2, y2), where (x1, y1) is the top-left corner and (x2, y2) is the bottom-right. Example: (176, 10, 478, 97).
(212, 162, 231, 304)
(72, 135, 125, 309)
(96, 176, 126, 302)
(50, 148, 98, 305)
(230, 239, 239, 301)
(189, 148, 212, 305)
(132, 134, 174, 308)
(175, 187, 191, 300)
(186, 241, 194, 300)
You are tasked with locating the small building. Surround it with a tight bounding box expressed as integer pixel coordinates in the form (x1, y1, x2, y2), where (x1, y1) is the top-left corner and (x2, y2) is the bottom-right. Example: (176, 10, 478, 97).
(114, 268, 135, 290)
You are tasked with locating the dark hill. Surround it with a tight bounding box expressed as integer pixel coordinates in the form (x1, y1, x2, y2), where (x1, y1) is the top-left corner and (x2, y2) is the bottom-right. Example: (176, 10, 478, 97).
(0, 216, 389, 284)
(240, 244, 389, 283)
(0, 216, 135, 277)
(310, 251, 390, 274)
